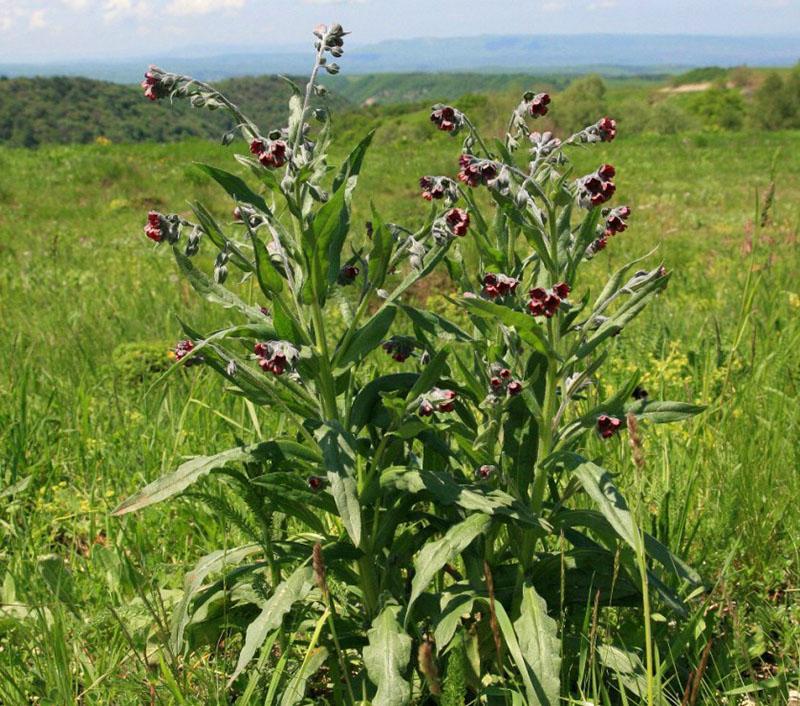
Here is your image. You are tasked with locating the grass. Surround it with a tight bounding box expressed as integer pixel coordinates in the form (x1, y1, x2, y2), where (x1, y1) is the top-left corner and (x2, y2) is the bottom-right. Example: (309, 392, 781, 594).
(0, 97, 799, 703)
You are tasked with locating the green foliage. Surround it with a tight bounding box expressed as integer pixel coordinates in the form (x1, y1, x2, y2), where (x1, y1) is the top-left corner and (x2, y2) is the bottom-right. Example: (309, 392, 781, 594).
(111, 341, 171, 383)
(553, 74, 608, 133)
(684, 86, 746, 130)
(752, 69, 800, 130)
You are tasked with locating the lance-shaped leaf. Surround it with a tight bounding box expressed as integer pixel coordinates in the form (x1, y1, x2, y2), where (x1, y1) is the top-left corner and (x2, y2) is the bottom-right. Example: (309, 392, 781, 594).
(314, 184, 350, 287)
(228, 565, 315, 685)
(280, 647, 329, 706)
(333, 305, 397, 369)
(190, 201, 253, 272)
(317, 424, 362, 547)
(407, 513, 491, 617)
(461, 294, 553, 356)
(173, 248, 264, 321)
(514, 583, 561, 706)
(434, 587, 476, 651)
(624, 399, 705, 424)
(244, 217, 284, 296)
(194, 163, 271, 215)
(399, 304, 474, 344)
(171, 544, 261, 653)
(363, 604, 412, 706)
(333, 129, 375, 195)
(381, 467, 549, 531)
(368, 207, 395, 290)
(112, 440, 318, 515)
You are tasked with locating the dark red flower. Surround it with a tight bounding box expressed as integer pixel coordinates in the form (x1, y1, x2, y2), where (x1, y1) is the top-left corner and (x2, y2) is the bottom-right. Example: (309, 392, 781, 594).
(499, 368, 511, 379)
(529, 287, 548, 302)
(308, 476, 323, 491)
(476, 464, 495, 480)
(543, 293, 561, 317)
(141, 71, 161, 101)
(258, 140, 289, 169)
(144, 211, 163, 242)
(598, 163, 616, 180)
(481, 273, 518, 299)
(507, 380, 522, 396)
(593, 236, 609, 251)
(419, 400, 435, 417)
(445, 208, 470, 236)
(553, 281, 570, 299)
(383, 337, 414, 363)
(437, 389, 457, 413)
(174, 339, 202, 367)
(338, 264, 360, 285)
(490, 376, 503, 390)
(260, 306, 270, 317)
(249, 139, 265, 155)
(431, 105, 460, 132)
(420, 175, 450, 200)
(597, 414, 622, 439)
(528, 92, 551, 117)
(597, 117, 617, 142)
(632, 386, 649, 400)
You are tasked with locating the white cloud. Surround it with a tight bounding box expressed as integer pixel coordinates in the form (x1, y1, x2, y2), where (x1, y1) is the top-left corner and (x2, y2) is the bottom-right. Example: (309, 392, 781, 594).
(164, 0, 245, 15)
(103, 0, 151, 21)
(586, 0, 617, 8)
(61, 0, 90, 9)
(301, 0, 367, 4)
(28, 8, 46, 28)
(541, 1, 566, 11)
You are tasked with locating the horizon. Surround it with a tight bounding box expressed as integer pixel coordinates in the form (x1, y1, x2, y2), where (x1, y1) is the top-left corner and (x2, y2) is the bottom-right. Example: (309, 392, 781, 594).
(1, 0, 800, 64)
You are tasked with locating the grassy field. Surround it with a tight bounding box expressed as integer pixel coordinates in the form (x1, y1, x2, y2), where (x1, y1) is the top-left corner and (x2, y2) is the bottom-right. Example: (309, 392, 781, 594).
(0, 95, 799, 703)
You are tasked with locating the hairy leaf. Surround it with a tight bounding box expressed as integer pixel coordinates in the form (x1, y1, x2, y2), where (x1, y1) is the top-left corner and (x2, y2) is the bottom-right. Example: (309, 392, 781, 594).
(514, 584, 561, 706)
(363, 604, 412, 706)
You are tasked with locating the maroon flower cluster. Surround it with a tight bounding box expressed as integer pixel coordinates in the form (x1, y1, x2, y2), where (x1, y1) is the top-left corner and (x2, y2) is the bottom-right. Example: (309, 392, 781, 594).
(489, 367, 522, 397)
(141, 68, 165, 101)
(604, 205, 631, 236)
(527, 92, 551, 117)
(419, 388, 457, 417)
(528, 282, 570, 318)
(597, 117, 617, 142)
(458, 155, 497, 187)
(382, 337, 415, 363)
(419, 175, 456, 202)
(445, 208, 470, 236)
(337, 264, 359, 285)
(250, 138, 289, 169)
(597, 414, 622, 439)
(481, 273, 519, 299)
(254, 341, 297, 376)
(578, 164, 616, 208)
(174, 339, 202, 367)
(144, 211, 163, 242)
(430, 105, 463, 133)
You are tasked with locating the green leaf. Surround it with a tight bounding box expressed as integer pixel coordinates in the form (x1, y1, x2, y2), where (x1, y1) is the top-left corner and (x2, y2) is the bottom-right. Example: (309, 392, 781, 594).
(190, 201, 252, 272)
(112, 439, 315, 516)
(625, 399, 705, 424)
(405, 346, 451, 402)
(334, 305, 397, 369)
(572, 461, 639, 548)
(317, 424, 362, 547)
(368, 206, 395, 290)
(171, 544, 261, 653)
(228, 565, 315, 685)
(363, 604, 413, 706)
(407, 513, 491, 617)
(350, 373, 419, 431)
(514, 584, 561, 706)
(399, 304, 474, 343)
(172, 248, 263, 321)
(194, 163, 271, 215)
(381, 468, 548, 531)
(244, 219, 284, 296)
(461, 295, 552, 356)
(333, 129, 375, 195)
(280, 647, 329, 706)
(434, 588, 476, 651)
(314, 184, 350, 287)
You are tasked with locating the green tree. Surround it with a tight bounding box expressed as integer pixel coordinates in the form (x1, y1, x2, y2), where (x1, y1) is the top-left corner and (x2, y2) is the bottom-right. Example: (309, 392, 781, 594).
(554, 74, 607, 133)
(751, 71, 794, 130)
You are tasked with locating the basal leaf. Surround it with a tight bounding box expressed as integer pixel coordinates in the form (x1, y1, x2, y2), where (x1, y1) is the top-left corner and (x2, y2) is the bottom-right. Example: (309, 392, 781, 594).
(228, 565, 314, 685)
(514, 583, 561, 706)
(363, 604, 412, 706)
(317, 424, 362, 547)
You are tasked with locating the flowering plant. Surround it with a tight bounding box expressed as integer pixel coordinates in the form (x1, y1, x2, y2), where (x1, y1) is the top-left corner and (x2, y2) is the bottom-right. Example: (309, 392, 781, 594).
(116, 23, 704, 704)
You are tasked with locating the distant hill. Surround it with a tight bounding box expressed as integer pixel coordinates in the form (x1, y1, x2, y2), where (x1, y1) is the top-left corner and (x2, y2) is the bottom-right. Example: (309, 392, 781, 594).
(0, 75, 348, 147)
(1, 34, 797, 84)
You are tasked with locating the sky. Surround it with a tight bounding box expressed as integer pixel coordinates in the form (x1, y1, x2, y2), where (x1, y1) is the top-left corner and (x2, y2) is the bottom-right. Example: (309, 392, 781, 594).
(1, 0, 799, 63)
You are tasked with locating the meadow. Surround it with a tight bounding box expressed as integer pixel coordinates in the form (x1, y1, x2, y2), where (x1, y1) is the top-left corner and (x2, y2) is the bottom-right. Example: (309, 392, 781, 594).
(0, 92, 798, 703)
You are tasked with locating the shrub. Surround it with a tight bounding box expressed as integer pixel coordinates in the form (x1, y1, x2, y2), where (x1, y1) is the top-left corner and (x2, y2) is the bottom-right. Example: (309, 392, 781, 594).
(115, 23, 704, 704)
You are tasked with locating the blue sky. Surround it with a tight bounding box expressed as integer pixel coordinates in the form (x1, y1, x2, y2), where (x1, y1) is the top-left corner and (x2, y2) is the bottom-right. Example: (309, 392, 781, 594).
(1, 0, 799, 63)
